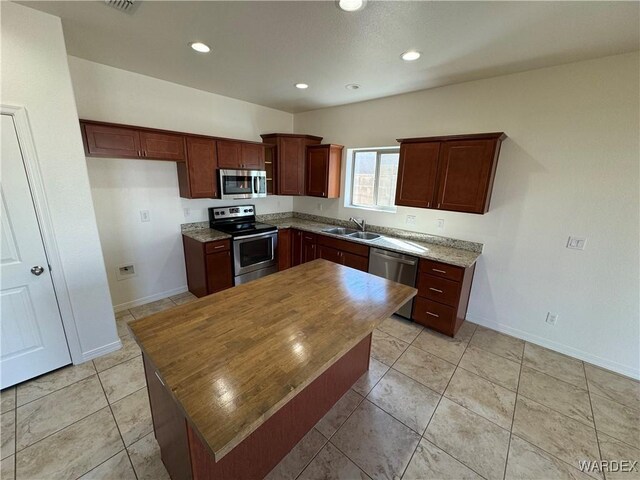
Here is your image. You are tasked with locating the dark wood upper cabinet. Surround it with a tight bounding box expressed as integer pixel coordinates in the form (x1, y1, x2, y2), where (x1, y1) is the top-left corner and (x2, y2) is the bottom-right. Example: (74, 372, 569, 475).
(395, 142, 440, 209)
(306, 144, 343, 198)
(178, 137, 217, 199)
(435, 139, 501, 214)
(217, 140, 265, 170)
(216, 140, 242, 169)
(261, 134, 323, 196)
(241, 143, 265, 170)
(139, 131, 186, 161)
(396, 132, 506, 214)
(83, 123, 142, 158)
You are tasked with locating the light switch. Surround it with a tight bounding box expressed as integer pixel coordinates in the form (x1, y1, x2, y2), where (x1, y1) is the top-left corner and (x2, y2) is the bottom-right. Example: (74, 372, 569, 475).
(140, 210, 150, 223)
(566, 236, 586, 250)
(437, 219, 445, 231)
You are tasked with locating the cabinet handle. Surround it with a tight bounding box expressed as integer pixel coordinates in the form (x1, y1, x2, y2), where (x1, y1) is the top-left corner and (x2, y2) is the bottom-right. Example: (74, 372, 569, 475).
(432, 268, 447, 274)
(213, 245, 225, 249)
(426, 311, 439, 318)
(137, 150, 142, 156)
(155, 371, 165, 386)
(429, 288, 443, 293)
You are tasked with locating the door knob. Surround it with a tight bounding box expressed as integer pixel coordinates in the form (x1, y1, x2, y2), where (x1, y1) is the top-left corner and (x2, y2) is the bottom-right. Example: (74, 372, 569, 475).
(31, 266, 45, 276)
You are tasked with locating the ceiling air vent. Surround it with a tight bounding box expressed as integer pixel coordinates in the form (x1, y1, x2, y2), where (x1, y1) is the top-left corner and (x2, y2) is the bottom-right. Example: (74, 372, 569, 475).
(104, 0, 139, 13)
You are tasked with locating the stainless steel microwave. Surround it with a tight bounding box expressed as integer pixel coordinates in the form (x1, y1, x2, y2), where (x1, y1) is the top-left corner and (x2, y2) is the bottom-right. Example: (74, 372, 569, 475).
(219, 169, 267, 200)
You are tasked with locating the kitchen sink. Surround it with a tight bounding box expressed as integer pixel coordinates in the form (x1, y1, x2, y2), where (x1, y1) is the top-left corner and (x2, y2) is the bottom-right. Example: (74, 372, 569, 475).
(348, 232, 381, 241)
(322, 227, 358, 235)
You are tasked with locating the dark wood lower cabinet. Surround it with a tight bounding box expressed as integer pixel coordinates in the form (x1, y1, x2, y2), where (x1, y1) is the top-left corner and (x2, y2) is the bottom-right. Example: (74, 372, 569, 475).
(317, 235, 369, 272)
(412, 259, 475, 337)
(183, 236, 234, 297)
(291, 230, 303, 266)
(278, 229, 292, 271)
(301, 233, 317, 263)
(142, 335, 371, 480)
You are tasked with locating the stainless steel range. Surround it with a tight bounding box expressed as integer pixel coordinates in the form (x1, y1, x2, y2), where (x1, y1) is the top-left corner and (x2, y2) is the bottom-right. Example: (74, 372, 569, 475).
(209, 205, 278, 285)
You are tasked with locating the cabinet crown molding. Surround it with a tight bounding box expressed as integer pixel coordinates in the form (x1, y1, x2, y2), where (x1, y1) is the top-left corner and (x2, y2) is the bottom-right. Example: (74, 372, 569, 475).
(397, 132, 507, 143)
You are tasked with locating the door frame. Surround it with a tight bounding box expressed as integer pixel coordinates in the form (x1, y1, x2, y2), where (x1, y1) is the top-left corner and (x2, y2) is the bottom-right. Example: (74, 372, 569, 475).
(2, 105, 83, 364)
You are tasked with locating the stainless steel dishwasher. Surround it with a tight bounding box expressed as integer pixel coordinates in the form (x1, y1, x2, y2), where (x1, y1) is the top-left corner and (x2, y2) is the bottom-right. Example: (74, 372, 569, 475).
(368, 248, 419, 318)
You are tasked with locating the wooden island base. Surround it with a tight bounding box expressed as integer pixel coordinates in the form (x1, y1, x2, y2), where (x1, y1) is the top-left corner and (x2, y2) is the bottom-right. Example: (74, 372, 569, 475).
(144, 334, 372, 480)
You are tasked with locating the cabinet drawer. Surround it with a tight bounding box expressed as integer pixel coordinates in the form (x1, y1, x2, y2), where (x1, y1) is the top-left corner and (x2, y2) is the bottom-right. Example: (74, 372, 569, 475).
(317, 234, 369, 257)
(412, 297, 456, 334)
(205, 240, 230, 254)
(417, 273, 460, 307)
(419, 259, 463, 282)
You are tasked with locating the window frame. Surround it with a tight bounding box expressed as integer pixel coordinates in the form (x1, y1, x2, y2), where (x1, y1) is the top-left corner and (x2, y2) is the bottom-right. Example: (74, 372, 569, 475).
(347, 147, 400, 213)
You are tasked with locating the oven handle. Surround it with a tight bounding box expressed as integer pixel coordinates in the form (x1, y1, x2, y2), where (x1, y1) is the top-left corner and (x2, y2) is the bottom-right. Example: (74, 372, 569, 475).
(234, 231, 278, 241)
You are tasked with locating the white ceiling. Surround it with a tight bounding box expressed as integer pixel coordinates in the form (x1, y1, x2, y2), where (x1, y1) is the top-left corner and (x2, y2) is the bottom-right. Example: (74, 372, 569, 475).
(19, 1, 640, 113)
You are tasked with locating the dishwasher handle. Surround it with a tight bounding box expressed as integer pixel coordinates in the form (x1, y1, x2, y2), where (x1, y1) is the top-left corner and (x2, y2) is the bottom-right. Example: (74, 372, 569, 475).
(370, 249, 418, 266)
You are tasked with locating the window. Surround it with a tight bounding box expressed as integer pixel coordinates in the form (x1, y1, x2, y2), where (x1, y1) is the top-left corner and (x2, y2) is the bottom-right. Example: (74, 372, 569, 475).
(348, 148, 400, 211)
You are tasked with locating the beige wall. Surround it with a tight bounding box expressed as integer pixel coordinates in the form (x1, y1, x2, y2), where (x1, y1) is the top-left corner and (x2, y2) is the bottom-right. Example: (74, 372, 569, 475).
(294, 52, 640, 378)
(68, 57, 294, 310)
(1, 3, 118, 361)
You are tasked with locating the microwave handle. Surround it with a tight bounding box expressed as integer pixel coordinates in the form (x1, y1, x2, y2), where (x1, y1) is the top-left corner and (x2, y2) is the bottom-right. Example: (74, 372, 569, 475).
(253, 176, 258, 194)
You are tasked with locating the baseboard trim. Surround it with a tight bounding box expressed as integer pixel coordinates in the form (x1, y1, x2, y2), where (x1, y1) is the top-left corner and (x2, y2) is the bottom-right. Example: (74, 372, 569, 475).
(113, 286, 189, 313)
(466, 313, 640, 380)
(79, 339, 122, 363)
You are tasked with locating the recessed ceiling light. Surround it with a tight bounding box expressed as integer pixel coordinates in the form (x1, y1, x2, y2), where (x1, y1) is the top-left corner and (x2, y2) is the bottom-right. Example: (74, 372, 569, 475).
(295, 83, 309, 89)
(345, 84, 361, 90)
(189, 42, 210, 53)
(401, 50, 421, 62)
(336, 0, 366, 12)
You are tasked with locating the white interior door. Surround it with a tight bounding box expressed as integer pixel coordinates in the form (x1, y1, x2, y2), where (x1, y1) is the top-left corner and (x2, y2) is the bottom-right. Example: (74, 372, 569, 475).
(1, 114, 71, 388)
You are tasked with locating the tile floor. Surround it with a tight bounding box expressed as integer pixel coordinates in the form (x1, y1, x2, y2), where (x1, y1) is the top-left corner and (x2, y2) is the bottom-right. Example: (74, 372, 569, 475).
(1, 294, 638, 480)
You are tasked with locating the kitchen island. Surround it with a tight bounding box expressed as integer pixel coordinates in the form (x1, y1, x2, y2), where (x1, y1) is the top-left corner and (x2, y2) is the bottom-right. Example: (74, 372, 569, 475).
(129, 259, 417, 480)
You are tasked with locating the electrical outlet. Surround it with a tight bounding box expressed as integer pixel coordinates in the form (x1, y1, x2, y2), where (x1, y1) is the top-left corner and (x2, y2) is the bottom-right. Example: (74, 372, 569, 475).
(406, 215, 416, 226)
(546, 312, 559, 326)
(116, 263, 137, 281)
(183, 208, 190, 217)
(317, 203, 323, 211)
(436, 219, 445, 230)
(140, 210, 150, 223)
(567, 236, 586, 250)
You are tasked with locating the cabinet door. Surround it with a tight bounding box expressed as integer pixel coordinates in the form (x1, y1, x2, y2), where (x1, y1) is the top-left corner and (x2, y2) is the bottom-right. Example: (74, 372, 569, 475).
(395, 142, 440, 208)
(181, 137, 217, 198)
(241, 143, 265, 170)
(217, 140, 242, 169)
(435, 139, 498, 214)
(291, 229, 303, 266)
(342, 252, 368, 272)
(317, 245, 341, 264)
(139, 131, 185, 161)
(306, 147, 328, 197)
(278, 137, 304, 195)
(206, 250, 233, 294)
(301, 233, 317, 263)
(83, 123, 141, 158)
(278, 229, 292, 271)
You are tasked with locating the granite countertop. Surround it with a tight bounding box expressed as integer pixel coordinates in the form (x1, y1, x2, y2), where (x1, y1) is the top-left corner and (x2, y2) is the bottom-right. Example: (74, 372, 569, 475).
(267, 218, 481, 268)
(181, 215, 482, 268)
(182, 228, 231, 243)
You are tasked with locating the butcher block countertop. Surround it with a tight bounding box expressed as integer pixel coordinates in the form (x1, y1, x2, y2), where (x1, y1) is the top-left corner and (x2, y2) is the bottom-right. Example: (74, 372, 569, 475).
(128, 260, 416, 462)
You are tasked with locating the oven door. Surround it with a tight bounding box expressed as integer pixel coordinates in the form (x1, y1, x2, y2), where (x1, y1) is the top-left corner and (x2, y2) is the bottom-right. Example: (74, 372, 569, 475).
(220, 170, 267, 199)
(233, 231, 278, 276)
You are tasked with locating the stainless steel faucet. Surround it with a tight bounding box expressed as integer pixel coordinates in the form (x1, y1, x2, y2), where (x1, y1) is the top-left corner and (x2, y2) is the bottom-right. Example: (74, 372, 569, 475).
(349, 217, 366, 232)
